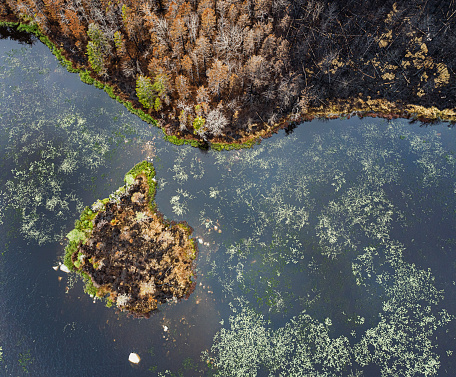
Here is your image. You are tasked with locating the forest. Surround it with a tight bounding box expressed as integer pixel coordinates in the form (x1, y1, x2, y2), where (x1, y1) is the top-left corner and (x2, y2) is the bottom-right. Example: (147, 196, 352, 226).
(1, 0, 455, 144)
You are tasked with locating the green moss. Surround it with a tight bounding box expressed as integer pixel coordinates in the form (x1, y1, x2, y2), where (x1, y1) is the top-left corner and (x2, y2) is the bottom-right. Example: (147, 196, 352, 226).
(163, 133, 205, 148)
(210, 138, 259, 151)
(94, 80, 105, 89)
(164, 134, 186, 146)
(63, 206, 97, 271)
(79, 69, 95, 85)
(82, 273, 98, 297)
(104, 84, 116, 99)
(124, 160, 157, 206)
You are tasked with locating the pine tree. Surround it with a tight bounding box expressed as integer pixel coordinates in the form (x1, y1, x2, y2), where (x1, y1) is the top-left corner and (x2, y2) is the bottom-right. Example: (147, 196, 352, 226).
(201, 8, 216, 37)
(175, 75, 190, 100)
(136, 74, 169, 110)
(136, 75, 156, 109)
(86, 23, 111, 75)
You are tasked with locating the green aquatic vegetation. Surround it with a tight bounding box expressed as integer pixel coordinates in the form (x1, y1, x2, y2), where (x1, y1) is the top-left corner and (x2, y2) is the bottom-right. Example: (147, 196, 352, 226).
(18, 349, 33, 373)
(351, 241, 451, 376)
(316, 187, 397, 259)
(170, 147, 206, 185)
(206, 304, 353, 376)
(0, 45, 160, 244)
(174, 120, 456, 375)
(170, 194, 188, 217)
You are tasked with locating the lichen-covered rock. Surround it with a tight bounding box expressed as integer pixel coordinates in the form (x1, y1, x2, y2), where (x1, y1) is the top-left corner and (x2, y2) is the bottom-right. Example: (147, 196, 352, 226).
(64, 161, 197, 316)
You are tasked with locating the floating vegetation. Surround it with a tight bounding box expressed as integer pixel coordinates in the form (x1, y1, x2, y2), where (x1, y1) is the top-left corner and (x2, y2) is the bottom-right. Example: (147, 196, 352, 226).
(196, 122, 456, 375)
(149, 119, 456, 375)
(64, 161, 197, 316)
(0, 45, 155, 244)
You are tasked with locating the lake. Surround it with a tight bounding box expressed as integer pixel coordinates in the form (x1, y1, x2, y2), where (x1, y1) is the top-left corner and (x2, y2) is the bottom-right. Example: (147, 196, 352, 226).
(1, 33, 456, 376)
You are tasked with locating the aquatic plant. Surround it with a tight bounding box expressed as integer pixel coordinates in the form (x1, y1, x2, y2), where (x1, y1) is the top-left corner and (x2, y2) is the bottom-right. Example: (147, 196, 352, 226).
(142, 119, 456, 374)
(0, 45, 157, 244)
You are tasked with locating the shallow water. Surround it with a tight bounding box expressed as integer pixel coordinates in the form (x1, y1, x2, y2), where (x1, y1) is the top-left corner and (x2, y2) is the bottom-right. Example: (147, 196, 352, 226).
(1, 36, 456, 376)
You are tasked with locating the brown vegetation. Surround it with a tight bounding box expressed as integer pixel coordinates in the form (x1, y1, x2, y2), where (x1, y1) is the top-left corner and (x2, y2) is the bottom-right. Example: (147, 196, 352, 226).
(71, 173, 197, 317)
(1, 0, 455, 144)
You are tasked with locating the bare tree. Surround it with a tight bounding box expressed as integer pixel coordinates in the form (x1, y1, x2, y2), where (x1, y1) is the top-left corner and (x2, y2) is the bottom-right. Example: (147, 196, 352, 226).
(206, 108, 228, 136)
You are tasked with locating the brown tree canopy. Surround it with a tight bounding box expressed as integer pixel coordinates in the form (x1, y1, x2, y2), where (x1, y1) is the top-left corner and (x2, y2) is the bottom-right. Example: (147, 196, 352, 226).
(2, 0, 456, 143)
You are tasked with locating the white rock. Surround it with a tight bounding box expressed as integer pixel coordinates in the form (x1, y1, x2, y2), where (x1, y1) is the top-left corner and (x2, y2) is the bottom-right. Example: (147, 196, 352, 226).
(59, 264, 70, 273)
(52, 266, 59, 271)
(128, 353, 140, 364)
(198, 238, 203, 244)
(163, 325, 168, 332)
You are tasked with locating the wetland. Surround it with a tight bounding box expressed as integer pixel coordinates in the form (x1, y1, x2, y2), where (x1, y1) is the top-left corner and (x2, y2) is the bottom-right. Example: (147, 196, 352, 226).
(0, 28, 456, 377)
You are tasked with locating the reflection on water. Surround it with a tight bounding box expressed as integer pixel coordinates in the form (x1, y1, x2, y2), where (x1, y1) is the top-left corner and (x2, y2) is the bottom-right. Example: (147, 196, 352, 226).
(1, 39, 456, 376)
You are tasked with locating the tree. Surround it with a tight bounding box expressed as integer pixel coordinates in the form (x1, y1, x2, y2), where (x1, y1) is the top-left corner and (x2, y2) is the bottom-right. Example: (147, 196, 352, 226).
(136, 74, 169, 110)
(192, 116, 206, 137)
(191, 35, 211, 78)
(186, 13, 199, 43)
(206, 108, 228, 136)
(207, 59, 229, 97)
(215, 24, 244, 62)
(245, 55, 268, 88)
(254, 0, 272, 20)
(170, 16, 188, 58)
(113, 31, 126, 56)
(201, 8, 216, 37)
(86, 23, 111, 75)
(87, 41, 105, 74)
(181, 55, 194, 80)
(196, 86, 210, 104)
(175, 74, 190, 100)
(136, 75, 156, 109)
(197, 0, 215, 14)
(65, 7, 85, 40)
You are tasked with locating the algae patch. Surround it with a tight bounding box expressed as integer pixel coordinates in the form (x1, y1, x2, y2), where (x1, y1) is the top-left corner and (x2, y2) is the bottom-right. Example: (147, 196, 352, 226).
(64, 161, 197, 316)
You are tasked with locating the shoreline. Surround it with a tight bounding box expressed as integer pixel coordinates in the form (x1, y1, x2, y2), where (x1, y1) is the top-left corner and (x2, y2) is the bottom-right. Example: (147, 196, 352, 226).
(1, 20, 455, 151)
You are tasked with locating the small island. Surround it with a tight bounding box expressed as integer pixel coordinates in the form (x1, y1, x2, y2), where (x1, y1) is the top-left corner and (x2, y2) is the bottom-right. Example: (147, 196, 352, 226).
(64, 161, 197, 317)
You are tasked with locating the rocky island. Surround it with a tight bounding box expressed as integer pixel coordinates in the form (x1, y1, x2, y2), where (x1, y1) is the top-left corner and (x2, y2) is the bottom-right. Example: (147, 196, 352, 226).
(64, 161, 197, 316)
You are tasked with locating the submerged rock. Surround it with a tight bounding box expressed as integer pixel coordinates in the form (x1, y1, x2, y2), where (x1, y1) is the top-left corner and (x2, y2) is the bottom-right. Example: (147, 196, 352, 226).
(63, 161, 197, 316)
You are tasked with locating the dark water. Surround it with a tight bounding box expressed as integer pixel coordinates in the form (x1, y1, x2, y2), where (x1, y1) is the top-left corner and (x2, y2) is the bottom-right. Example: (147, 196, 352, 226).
(1, 37, 456, 376)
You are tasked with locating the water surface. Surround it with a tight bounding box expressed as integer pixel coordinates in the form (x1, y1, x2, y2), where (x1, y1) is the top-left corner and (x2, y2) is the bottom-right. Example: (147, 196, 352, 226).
(1, 37, 456, 376)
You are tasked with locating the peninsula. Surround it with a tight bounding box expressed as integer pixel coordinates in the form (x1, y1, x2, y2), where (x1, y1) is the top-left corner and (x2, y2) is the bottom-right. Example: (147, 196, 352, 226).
(1, 0, 455, 147)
